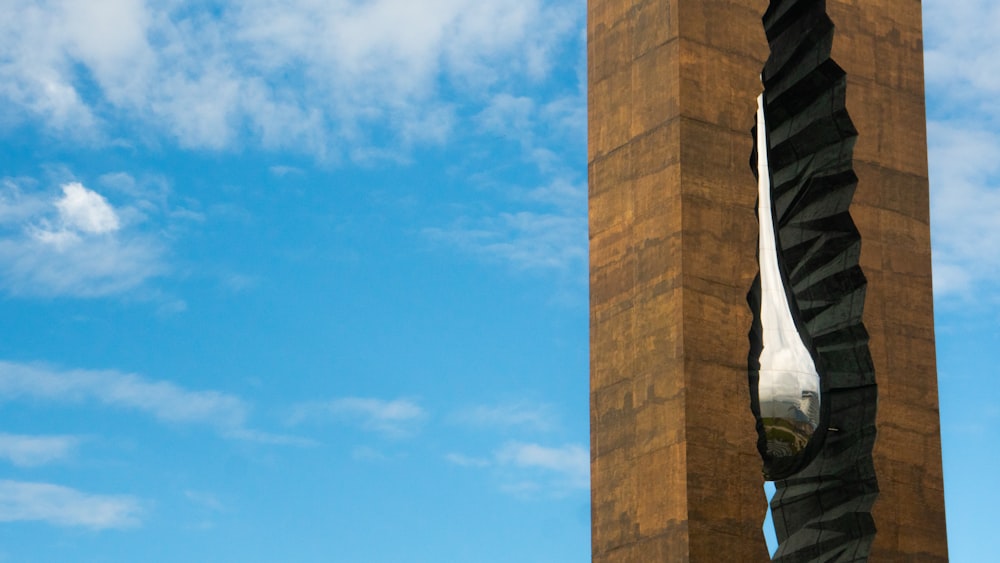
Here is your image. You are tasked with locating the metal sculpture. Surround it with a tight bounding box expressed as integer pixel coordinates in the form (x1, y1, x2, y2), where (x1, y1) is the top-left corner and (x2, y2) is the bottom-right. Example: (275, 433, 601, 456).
(748, 0, 879, 559)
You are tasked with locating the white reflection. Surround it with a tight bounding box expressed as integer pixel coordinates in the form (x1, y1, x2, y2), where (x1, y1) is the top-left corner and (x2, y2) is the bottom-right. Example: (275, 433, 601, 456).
(755, 93, 821, 457)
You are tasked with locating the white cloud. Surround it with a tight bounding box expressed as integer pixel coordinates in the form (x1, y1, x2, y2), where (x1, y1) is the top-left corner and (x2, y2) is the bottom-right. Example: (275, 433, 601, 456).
(0, 178, 48, 224)
(224, 429, 317, 447)
(0, 229, 162, 296)
(448, 441, 589, 496)
(0, 360, 311, 446)
(453, 401, 556, 432)
(0, 360, 248, 430)
(425, 209, 586, 272)
(495, 442, 589, 490)
(475, 92, 585, 173)
(351, 446, 390, 462)
(289, 397, 425, 437)
(444, 453, 491, 468)
(0, 480, 141, 529)
(0, 0, 583, 158)
(0, 433, 79, 467)
(424, 67, 588, 280)
(516, 177, 586, 210)
(924, 1, 1000, 119)
(476, 94, 536, 142)
(464, 86, 587, 243)
(923, 0, 1000, 299)
(54, 182, 120, 234)
(927, 121, 1000, 297)
(0, 179, 164, 297)
(268, 165, 305, 178)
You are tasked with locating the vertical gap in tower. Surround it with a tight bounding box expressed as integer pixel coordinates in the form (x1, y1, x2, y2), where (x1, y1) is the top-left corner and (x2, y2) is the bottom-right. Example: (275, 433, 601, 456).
(762, 481, 777, 558)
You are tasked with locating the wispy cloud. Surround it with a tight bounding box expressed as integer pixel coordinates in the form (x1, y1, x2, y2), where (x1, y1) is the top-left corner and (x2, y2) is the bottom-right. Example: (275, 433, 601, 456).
(0, 480, 141, 529)
(424, 27, 586, 278)
(923, 0, 1000, 299)
(924, 1, 1000, 119)
(0, 360, 248, 429)
(926, 122, 1000, 297)
(475, 92, 585, 173)
(289, 397, 426, 437)
(0, 178, 165, 297)
(425, 79, 587, 278)
(268, 165, 305, 178)
(184, 490, 225, 512)
(351, 446, 391, 462)
(495, 442, 588, 490)
(426, 208, 586, 273)
(0, 0, 582, 159)
(424, 175, 587, 278)
(0, 360, 305, 446)
(225, 429, 318, 448)
(444, 453, 491, 468)
(446, 441, 589, 496)
(0, 433, 79, 467)
(453, 401, 556, 432)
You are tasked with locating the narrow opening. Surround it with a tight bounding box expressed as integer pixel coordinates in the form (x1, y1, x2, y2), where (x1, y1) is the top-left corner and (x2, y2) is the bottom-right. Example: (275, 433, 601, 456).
(763, 481, 778, 558)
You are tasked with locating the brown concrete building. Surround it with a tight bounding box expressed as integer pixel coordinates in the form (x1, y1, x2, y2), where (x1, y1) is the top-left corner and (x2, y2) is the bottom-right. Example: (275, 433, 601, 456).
(588, 1, 948, 560)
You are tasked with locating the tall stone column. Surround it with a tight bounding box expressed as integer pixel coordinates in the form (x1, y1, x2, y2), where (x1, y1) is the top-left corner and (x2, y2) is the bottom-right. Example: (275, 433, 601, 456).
(588, 1, 948, 560)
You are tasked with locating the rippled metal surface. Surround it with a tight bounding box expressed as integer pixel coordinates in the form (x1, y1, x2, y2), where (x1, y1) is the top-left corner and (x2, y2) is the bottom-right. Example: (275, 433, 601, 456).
(753, 93, 821, 459)
(749, 1, 879, 558)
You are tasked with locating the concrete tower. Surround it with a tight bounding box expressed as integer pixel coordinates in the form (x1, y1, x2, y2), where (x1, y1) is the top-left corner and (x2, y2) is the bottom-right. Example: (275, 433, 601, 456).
(588, 1, 948, 560)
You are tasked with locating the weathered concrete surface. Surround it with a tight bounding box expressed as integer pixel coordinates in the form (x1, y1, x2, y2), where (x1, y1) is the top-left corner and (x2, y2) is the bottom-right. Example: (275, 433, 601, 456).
(589, 0, 947, 560)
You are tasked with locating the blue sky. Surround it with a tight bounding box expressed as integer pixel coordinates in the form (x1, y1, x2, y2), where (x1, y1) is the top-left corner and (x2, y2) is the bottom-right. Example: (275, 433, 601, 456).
(0, 1, 992, 561)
